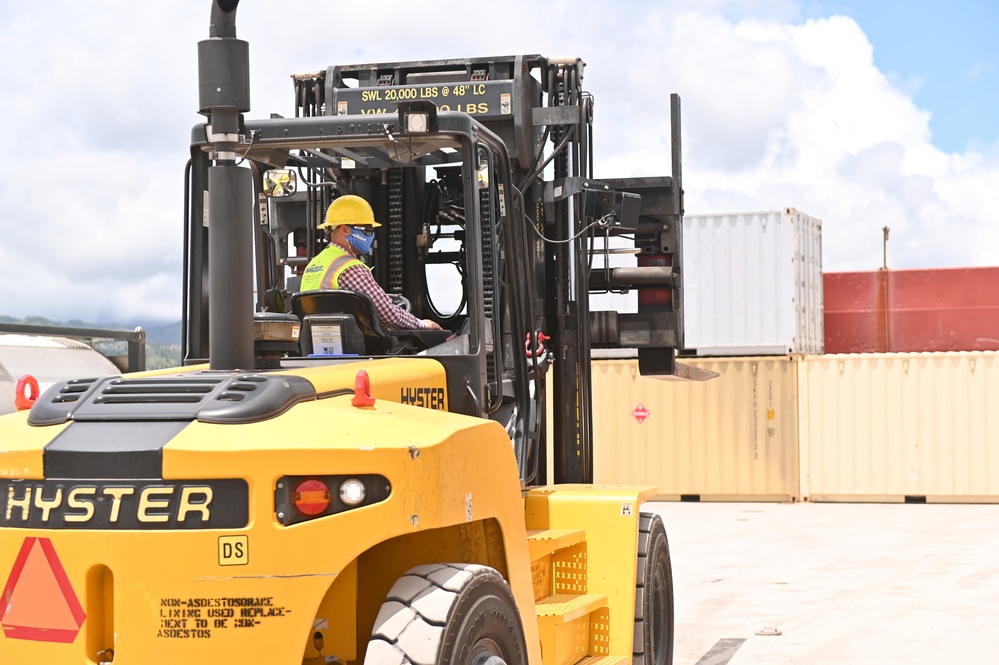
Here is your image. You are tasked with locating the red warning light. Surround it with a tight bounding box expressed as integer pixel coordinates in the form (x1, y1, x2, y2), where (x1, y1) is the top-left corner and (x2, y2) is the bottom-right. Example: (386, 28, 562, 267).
(1, 537, 86, 643)
(292, 478, 332, 516)
(632, 404, 650, 424)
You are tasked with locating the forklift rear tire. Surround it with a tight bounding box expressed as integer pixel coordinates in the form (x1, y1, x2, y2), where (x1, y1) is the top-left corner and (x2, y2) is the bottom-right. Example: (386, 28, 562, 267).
(365, 563, 528, 665)
(634, 512, 675, 665)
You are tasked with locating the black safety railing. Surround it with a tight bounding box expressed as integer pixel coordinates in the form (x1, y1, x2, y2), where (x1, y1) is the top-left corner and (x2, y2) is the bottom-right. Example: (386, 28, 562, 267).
(0, 323, 146, 373)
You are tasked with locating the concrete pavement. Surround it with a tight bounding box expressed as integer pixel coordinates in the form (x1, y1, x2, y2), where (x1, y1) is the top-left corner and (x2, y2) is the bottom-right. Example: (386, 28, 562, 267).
(646, 501, 999, 664)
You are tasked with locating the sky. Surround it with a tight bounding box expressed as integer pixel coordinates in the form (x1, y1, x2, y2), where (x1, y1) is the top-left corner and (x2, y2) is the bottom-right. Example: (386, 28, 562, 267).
(0, 0, 996, 325)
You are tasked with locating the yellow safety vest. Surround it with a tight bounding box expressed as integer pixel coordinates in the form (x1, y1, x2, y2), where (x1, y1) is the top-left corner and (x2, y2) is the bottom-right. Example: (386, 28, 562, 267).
(300, 245, 368, 291)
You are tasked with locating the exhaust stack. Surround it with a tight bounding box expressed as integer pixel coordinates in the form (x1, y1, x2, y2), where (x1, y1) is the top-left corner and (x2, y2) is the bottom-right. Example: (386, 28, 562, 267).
(198, 0, 254, 371)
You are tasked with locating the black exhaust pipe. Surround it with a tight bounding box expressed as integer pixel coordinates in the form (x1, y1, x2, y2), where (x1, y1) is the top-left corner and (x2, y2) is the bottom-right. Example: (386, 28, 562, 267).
(198, 0, 254, 371)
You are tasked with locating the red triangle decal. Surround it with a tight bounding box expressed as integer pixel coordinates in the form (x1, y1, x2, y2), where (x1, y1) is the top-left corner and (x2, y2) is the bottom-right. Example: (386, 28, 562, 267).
(2, 537, 86, 643)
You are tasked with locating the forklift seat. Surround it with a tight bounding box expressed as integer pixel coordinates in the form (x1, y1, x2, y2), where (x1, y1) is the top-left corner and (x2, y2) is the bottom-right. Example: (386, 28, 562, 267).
(290, 290, 395, 356)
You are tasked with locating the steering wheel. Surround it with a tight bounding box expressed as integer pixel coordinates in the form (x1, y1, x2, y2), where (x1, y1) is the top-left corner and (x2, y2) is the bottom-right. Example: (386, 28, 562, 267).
(388, 293, 412, 312)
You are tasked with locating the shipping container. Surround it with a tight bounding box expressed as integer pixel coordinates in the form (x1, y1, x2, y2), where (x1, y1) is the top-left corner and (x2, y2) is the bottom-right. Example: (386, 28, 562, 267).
(798, 352, 999, 502)
(590, 357, 800, 501)
(824, 267, 999, 353)
(683, 208, 823, 355)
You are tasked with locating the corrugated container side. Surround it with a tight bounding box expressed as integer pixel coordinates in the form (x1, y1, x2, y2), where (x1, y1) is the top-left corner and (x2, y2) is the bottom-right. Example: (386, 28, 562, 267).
(799, 352, 999, 502)
(683, 208, 823, 355)
(794, 209, 824, 354)
(591, 358, 799, 500)
(824, 267, 999, 353)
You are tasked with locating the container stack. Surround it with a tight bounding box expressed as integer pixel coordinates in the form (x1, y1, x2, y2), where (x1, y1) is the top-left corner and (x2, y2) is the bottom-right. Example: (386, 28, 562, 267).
(593, 207, 823, 501)
(592, 208, 999, 503)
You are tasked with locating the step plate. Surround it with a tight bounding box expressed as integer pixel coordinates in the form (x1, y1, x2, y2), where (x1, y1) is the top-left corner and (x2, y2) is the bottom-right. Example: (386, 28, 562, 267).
(527, 528, 586, 561)
(536, 593, 607, 623)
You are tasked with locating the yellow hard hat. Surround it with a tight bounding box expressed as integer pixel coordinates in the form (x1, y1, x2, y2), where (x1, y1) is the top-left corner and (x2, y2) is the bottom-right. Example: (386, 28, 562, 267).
(318, 195, 382, 230)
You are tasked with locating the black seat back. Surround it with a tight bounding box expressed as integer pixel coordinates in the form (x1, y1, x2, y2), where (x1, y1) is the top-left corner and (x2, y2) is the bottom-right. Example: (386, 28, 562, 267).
(290, 290, 394, 355)
(299, 314, 367, 356)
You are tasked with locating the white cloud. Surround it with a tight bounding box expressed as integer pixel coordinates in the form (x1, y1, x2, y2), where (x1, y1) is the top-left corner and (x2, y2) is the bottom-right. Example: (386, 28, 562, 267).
(0, 1, 996, 325)
(646, 13, 999, 271)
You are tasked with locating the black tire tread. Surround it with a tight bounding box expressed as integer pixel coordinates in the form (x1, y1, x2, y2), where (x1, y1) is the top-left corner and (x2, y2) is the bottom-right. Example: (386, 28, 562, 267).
(365, 563, 524, 665)
(633, 511, 674, 665)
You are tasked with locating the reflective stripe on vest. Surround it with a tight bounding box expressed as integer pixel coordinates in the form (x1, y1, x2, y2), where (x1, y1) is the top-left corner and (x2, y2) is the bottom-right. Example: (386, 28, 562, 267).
(300, 245, 368, 291)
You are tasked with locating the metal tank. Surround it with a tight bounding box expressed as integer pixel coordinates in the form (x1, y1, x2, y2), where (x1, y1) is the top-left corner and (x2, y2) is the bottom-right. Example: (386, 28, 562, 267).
(0, 334, 120, 415)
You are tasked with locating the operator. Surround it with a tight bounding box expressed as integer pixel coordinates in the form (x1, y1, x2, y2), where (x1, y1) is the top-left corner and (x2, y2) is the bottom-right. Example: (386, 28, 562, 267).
(301, 195, 443, 331)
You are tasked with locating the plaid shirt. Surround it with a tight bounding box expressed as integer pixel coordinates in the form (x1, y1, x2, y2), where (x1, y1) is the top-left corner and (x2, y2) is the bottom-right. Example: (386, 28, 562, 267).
(332, 244, 424, 330)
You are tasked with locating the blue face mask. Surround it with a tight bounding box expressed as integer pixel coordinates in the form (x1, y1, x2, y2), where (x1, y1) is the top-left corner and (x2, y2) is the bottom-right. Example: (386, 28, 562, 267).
(346, 226, 375, 255)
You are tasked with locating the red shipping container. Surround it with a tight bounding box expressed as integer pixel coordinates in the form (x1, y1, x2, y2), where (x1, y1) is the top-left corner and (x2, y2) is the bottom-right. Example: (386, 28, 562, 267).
(824, 267, 999, 353)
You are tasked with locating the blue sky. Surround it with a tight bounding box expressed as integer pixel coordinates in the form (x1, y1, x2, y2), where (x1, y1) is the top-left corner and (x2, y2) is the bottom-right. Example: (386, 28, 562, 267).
(813, 0, 999, 152)
(0, 0, 996, 325)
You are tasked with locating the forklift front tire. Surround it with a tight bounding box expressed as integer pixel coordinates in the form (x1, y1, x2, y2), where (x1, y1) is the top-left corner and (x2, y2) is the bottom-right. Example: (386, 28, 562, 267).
(365, 562, 528, 665)
(634, 512, 675, 665)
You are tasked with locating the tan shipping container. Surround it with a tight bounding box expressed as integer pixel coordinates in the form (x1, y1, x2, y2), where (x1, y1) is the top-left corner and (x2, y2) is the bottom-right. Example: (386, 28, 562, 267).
(590, 358, 800, 501)
(799, 352, 999, 502)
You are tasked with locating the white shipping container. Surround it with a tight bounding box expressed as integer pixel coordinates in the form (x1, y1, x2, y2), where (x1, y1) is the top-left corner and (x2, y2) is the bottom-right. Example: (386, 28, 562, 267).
(683, 208, 823, 355)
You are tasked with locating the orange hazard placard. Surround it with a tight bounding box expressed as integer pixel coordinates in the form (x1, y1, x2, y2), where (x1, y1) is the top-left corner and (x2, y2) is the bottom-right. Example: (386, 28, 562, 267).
(1, 537, 86, 643)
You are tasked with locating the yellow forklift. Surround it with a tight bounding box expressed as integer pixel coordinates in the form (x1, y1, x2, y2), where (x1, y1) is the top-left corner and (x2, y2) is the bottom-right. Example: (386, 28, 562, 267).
(0, 1, 703, 663)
